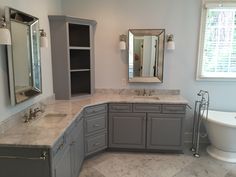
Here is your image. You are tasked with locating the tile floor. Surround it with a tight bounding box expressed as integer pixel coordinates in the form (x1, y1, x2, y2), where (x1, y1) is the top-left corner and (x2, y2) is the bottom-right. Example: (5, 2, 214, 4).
(79, 146, 236, 177)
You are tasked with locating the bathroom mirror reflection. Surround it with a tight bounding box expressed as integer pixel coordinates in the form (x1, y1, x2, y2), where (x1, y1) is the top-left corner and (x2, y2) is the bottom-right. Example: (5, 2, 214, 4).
(128, 29, 165, 83)
(5, 7, 42, 105)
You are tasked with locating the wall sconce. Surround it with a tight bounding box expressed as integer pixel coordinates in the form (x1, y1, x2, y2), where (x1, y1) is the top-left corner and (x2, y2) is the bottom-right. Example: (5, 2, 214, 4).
(40, 29, 48, 48)
(0, 17, 11, 45)
(167, 34, 175, 50)
(119, 34, 127, 50)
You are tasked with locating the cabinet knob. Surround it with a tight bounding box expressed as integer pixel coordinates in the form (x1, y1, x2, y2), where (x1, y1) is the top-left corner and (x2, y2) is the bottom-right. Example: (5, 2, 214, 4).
(70, 141, 76, 145)
(93, 124, 100, 127)
(40, 151, 48, 160)
(93, 143, 100, 147)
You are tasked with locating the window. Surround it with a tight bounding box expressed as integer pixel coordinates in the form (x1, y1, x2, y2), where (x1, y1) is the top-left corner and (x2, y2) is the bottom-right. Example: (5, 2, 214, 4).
(197, 1, 236, 80)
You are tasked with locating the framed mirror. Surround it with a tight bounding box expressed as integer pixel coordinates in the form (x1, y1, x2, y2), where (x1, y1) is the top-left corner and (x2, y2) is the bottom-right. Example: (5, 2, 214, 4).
(128, 29, 165, 83)
(5, 7, 42, 105)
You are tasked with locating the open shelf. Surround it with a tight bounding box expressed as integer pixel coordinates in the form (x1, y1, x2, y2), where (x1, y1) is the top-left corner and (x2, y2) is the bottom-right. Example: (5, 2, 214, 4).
(69, 24, 90, 47)
(70, 71, 91, 96)
(70, 49, 90, 70)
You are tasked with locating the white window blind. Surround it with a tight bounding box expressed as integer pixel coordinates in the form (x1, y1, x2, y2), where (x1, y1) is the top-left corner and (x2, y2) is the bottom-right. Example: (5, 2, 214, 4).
(197, 2, 236, 80)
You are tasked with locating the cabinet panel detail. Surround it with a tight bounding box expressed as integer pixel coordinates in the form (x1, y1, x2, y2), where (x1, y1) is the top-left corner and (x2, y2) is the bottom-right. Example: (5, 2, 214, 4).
(109, 113, 146, 149)
(133, 103, 161, 113)
(84, 104, 107, 116)
(147, 113, 184, 150)
(86, 133, 107, 155)
(109, 103, 132, 113)
(162, 105, 186, 114)
(85, 113, 107, 135)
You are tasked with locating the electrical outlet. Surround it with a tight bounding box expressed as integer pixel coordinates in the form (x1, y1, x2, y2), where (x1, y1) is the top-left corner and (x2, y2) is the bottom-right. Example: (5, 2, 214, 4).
(121, 78, 127, 88)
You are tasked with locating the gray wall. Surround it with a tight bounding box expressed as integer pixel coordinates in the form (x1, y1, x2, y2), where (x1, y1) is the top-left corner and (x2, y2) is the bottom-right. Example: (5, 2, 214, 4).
(61, 0, 236, 132)
(0, 0, 62, 122)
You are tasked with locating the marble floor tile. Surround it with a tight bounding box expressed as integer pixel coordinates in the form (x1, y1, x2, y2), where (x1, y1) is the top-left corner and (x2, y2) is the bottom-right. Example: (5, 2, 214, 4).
(78, 148, 236, 177)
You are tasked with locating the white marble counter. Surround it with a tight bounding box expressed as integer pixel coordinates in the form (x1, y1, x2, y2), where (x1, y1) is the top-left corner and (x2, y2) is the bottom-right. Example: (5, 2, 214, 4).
(0, 92, 188, 148)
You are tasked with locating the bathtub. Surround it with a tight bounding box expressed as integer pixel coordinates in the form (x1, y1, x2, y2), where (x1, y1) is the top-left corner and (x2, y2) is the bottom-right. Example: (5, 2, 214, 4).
(203, 110, 236, 163)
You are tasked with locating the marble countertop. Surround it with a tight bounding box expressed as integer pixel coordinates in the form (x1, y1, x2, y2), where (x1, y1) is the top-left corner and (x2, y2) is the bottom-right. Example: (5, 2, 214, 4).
(0, 92, 188, 148)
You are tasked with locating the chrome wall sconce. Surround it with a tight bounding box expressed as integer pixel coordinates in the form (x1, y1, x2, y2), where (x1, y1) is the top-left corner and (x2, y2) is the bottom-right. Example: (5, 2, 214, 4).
(119, 34, 127, 50)
(166, 34, 175, 50)
(0, 17, 11, 45)
(40, 29, 48, 48)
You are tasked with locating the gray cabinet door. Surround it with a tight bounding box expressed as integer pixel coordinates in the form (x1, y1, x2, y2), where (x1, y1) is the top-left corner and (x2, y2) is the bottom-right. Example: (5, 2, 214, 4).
(70, 118, 84, 177)
(54, 146, 71, 177)
(0, 147, 50, 177)
(147, 113, 184, 150)
(109, 113, 146, 149)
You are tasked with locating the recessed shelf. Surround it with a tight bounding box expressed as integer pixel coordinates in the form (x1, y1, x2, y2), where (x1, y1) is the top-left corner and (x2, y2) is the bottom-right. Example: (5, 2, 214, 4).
(71, 71, 91, 96)
(70, 69, 90, 72)
(69, 24, 90, 47)
(70, 49, 90, 70)
(69, 47, 91, 50)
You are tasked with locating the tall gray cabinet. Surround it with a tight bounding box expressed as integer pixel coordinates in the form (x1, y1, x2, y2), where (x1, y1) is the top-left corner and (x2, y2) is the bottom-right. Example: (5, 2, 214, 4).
(49, 16, 97, 100)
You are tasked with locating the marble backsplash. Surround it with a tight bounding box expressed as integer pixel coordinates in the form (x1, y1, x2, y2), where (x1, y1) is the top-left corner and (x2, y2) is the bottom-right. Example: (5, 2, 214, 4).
(95, 89, 180, 95)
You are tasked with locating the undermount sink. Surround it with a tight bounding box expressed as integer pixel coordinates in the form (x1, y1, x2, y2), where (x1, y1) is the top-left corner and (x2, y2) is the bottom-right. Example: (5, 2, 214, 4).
(133, 96, 160, 100)
(44, 113, 67, 118)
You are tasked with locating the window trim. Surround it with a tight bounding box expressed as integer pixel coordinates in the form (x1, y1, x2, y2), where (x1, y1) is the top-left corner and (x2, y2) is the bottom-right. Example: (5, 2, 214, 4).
(196, 0, 236, 81)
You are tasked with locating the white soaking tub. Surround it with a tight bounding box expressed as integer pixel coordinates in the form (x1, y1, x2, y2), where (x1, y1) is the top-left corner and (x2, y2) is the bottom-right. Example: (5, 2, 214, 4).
(203, 110, 236, 163)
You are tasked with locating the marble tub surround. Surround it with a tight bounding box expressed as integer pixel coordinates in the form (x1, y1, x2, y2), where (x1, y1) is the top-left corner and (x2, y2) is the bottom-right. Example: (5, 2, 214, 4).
(0, 91, 188, 148)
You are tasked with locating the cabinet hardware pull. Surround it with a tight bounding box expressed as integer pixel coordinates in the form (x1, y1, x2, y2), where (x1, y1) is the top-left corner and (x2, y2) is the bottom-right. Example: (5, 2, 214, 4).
(40, 151, 48, 160)
(93, 124, 100, 127)
(93, 143, 100, 146)
(70, 141, 76, 145)
(0, 151, 48, 160)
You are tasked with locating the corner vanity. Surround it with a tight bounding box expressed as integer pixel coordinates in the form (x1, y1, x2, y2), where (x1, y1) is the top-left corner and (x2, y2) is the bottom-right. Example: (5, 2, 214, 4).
(0, 90, 188, 177)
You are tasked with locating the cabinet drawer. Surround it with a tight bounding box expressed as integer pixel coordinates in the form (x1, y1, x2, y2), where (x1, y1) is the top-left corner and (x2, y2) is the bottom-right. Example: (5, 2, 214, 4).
(86, 133, 107, 154)
(86, 113, 107, 135)
(109, 103, 132, 112)
(162, 105, 186, 114)
(133, 103, 161, 113)
(84, 104, 107, 116)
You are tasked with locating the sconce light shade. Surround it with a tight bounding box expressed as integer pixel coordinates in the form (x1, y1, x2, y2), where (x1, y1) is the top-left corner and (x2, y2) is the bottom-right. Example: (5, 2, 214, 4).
(40, 29, 48, 48)
(40, 36, 48, 48)
(119, 34, 127, 50)
(0, 27, 11, 45)
(167, 34, 175, 50)
(119, 41, 126, 50)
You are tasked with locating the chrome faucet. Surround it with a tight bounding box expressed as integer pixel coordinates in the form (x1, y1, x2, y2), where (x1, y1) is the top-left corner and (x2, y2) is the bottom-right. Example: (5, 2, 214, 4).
(143, 89, 148, 96)
(24, 107, 44, 123)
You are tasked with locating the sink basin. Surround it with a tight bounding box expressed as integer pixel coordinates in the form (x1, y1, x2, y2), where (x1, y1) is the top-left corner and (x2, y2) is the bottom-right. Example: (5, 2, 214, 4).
(133, 96, 160, 100)
(44, 113, 67, 118)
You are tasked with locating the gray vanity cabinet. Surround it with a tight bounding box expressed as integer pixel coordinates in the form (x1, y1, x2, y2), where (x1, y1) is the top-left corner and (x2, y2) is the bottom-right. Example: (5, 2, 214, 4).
(53, 115, 84, 177)
(147, 113, 184, 150)
(0, 147, 50, 177)
(68, 117, 84, 177)
(84, 104, 108, 156)
(109, 113, 146, 149)
(53, 145, 71, 177)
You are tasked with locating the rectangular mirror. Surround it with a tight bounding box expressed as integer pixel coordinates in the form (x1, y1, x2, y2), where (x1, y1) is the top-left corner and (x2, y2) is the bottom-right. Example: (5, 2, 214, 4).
(128, 29, 165, 83)
(5, 7, 42, 105)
